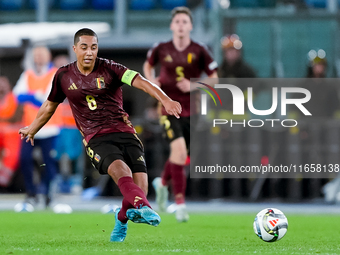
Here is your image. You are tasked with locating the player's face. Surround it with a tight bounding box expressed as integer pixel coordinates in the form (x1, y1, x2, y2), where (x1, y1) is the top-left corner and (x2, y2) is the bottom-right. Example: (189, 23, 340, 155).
(312, 63, 326, 77)
(170, 13, 192, 38)
(73, 35, 98, 71)
(224, 48, 241, 63)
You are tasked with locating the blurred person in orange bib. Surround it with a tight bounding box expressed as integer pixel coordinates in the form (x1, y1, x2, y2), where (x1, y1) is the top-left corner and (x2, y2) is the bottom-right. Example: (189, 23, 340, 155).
(0, 76, 22, 187)
(13, 46, 62, 207)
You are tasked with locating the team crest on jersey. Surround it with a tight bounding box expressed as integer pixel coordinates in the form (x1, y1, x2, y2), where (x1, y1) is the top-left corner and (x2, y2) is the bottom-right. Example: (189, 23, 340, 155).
(96, 77, 105, 89)
(187, 53, 196, 64)
(164, 54, 173, 62)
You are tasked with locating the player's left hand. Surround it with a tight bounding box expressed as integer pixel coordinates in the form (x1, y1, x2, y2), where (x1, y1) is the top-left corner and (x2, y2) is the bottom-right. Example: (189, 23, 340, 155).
(162, 99, 182, 119)
(176, 78, 191, 93)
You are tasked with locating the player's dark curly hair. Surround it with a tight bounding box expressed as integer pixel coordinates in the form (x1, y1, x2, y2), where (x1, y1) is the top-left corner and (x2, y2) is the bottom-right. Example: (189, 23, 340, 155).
(171, 6, 193, 23)
(74, 28, 98, 45)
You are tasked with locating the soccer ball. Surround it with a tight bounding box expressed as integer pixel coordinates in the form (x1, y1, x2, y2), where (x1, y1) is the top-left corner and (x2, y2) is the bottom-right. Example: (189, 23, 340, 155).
(253, 208, 288, 242)
(14, 202, 34, 212)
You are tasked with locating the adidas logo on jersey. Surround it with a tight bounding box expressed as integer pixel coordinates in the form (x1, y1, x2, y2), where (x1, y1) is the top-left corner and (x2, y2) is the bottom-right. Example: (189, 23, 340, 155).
(68, 83, 78, 90)
(137, 156, 145, 162)
(164, 54, 173, 62)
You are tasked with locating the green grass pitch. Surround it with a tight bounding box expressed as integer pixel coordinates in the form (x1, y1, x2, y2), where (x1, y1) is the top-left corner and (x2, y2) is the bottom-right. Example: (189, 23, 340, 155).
(0, 211, 340, 254)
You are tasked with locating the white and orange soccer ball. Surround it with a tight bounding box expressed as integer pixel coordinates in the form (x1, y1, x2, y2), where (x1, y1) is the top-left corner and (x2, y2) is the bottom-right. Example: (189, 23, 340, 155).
(253, 208, 288, 242)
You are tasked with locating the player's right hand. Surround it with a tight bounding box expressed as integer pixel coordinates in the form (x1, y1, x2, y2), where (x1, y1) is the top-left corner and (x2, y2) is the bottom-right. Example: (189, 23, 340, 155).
(19, 126, 35, 146)
(163, 99, 182, 119)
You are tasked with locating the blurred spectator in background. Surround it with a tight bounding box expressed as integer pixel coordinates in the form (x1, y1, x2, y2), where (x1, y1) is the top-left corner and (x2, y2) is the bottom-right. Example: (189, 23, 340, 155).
(303, 49, 340, 203)
(218, 34, 256, 78)
(216, 34, 258, 120)
(291, 49, 340, 202)
(53, 54, 70, 68)
(13, 46, 62, 208)
(300, 49, 339, 118)
(217, 34, 258, 201)
(53, 54, 84, 195)
(0, 76, 22, 188)
(306, 49, 327, 78)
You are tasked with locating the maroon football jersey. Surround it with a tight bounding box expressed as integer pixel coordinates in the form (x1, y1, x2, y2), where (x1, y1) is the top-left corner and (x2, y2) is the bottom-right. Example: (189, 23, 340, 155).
(48, 58, 138, 143)
(147, 40, 218, 116)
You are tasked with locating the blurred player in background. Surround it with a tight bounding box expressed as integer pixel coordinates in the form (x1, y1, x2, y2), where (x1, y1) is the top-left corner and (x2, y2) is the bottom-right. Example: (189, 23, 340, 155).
(13, 46, 61, 208)
(0, 76, 22, 187)
(143, 7, 218, 222)
(218, 34, 256, 78)
(19, 28, 182, 242)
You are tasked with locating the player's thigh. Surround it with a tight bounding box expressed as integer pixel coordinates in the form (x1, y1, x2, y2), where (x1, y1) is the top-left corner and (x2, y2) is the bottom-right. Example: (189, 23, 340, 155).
(169, 137, 187, 164)
(160, 115, 183, 143)
(121, 134, 148, 193)
(86, 134, 125, 175)
(161, 116, 189, 163)
(122, 135, 147, 174)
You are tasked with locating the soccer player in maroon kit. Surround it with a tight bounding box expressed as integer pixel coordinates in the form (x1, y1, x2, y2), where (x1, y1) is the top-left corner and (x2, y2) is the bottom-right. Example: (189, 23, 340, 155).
(19, 28, 182, 242)
(143, 7, 218, 222)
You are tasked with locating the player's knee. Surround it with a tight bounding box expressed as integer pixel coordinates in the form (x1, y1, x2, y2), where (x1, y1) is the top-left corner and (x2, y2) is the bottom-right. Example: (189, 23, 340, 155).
(107, 159, 132, 182)
(170, 151, 187, 165)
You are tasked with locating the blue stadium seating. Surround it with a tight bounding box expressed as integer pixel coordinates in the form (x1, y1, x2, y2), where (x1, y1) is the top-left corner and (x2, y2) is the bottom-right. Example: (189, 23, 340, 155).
(60, 0, 88, 10)
(205, 0, 213, 9)
(161, 0, 187, 9)
(130, 0, 156, 10)
(29, 0, 55, 9)
(230, 0, 260, 8)
(0, 0, 24, 10)
(304, 0, 340, 8)
(258, 0, 276, 8)
(304, 0, 327, 8)
(92, 0, 114, 10)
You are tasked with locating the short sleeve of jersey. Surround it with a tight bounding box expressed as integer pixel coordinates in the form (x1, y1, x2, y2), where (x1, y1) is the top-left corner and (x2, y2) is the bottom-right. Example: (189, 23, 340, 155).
(200, 44, 218, 76)
(105, 59, 139, 86)
(146, 42, 160, 66)
(48, 68, 66, 103)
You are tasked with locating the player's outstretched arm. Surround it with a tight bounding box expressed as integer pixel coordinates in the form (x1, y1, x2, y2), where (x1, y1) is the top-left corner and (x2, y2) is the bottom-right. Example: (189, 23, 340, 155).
(132, 74, 182, 118)
(19, 100, 60, 146)
(143, 61, 160, 86)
